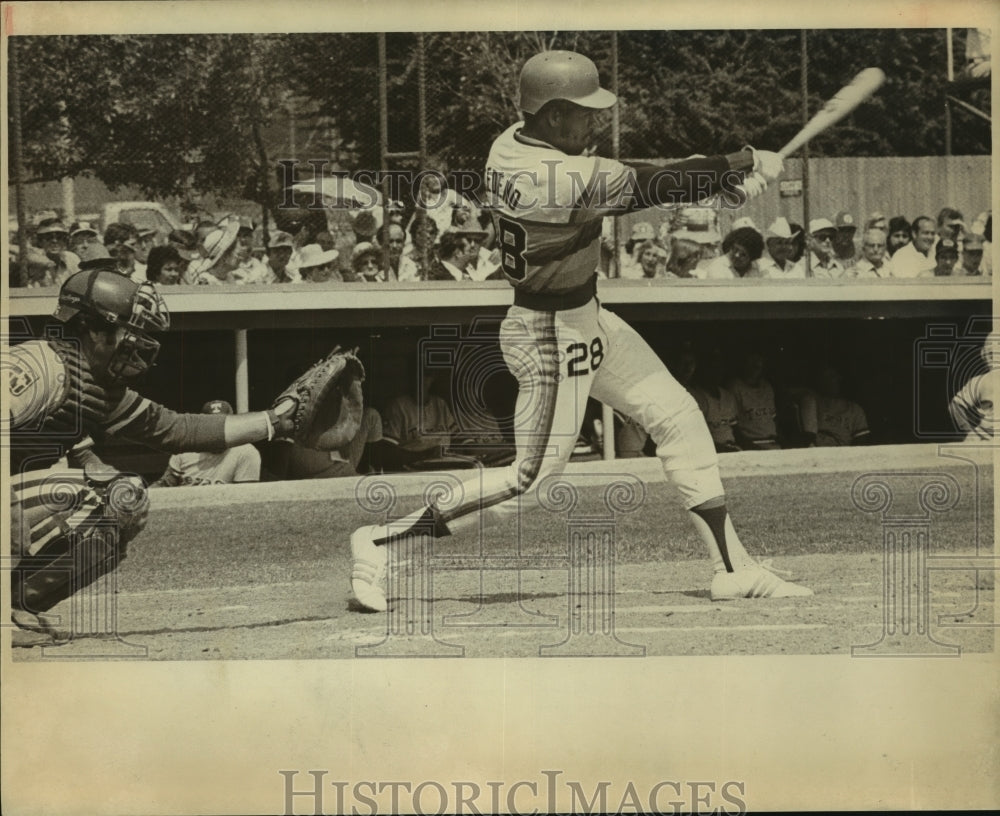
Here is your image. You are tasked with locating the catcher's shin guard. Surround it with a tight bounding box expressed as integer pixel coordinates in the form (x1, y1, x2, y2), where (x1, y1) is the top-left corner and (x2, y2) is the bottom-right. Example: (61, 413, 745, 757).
(11, 472, 148, 614)
(12, 525, 124, 614)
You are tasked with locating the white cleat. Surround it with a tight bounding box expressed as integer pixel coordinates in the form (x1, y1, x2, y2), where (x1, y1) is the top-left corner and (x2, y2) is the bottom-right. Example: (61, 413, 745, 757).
(350, 525, 388, 612)
(711, 562, 814, 600)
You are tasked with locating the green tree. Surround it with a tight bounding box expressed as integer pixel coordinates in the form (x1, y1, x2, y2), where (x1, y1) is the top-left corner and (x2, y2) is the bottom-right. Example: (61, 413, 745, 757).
(9, 29, 989, 210)
(10, 34, 290, 202)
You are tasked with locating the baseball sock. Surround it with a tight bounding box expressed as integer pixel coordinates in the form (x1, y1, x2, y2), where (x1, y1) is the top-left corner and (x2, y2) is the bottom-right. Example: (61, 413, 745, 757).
(370, 504, 450, 546)
(689, 499, 755, 573)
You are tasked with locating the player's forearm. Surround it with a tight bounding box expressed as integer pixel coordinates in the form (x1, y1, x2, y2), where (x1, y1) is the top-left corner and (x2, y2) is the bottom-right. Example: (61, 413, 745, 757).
(627, 150, 752, 208)
(223, 412, 277, 447)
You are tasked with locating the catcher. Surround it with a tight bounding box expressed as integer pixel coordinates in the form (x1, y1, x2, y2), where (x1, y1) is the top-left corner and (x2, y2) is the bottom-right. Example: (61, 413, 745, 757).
(5, 262, 363, 646)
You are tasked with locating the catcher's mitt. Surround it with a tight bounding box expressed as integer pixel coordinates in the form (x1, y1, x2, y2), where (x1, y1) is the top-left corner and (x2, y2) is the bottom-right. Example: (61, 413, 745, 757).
(269, 347, 365, 450)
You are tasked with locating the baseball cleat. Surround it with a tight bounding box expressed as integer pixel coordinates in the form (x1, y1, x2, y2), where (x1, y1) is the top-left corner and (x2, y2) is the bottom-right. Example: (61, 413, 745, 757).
(710, 563, 814, 600)
(350, 525, 388, 612)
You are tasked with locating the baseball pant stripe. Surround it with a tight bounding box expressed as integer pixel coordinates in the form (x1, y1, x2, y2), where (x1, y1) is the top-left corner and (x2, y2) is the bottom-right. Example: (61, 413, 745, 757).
(438, 309, 561, 525)
(11, 470, 102, 556)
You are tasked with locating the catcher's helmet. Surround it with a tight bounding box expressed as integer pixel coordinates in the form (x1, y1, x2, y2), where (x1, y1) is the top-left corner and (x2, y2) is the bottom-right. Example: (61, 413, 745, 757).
(518, 50, 617, 116)
(54, 269, 170, 380)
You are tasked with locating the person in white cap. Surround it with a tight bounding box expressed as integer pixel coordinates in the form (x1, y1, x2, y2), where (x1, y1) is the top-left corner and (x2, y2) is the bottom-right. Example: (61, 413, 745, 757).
(297, 243, 342, 283)
(758, 217, 803, 278)
(347, 48, 811, 614)
(669, 207, 723, 263)
(69, 221, 102, 259)
(800, 218, 847, 278)
(618, 221, 657, 278)
(187, 219, 244, 285)
(261, 231, 302, 284)
(349, 242, 388, 282)
(33, 218, 80, 287)
(134, 227, 159, 266)
(832, 210, 859, 271)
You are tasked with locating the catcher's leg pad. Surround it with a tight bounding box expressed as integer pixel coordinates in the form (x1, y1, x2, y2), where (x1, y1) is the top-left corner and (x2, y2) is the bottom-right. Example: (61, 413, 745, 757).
(12, 474, 149, 614)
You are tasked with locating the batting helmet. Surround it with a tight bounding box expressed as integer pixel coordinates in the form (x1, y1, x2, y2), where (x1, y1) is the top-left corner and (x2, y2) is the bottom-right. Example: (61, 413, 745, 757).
(54, 269, 170, 379)
(518, 50, 617, 116)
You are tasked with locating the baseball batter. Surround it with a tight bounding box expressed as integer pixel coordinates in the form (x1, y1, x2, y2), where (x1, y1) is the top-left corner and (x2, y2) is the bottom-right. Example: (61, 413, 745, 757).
(349, 50, 811, 612)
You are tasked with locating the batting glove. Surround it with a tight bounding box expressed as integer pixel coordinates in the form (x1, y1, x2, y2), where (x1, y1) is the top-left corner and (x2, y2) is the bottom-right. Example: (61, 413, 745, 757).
(745, 147, 784, 182)
(737, 171, 769, 200)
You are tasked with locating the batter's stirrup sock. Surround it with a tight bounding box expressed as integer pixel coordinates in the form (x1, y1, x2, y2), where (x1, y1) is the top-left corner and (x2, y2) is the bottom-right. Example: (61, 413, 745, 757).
(371, 504, 451, 547)
(691, 504, 733, 572)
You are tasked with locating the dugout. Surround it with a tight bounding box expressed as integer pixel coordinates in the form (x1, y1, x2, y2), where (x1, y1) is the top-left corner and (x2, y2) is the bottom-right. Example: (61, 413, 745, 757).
(8, 279, 992, 481)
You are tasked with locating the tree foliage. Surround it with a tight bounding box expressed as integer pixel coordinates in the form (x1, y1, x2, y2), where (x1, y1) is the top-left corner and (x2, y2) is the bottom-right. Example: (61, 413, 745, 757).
(9, 30, 990, 205)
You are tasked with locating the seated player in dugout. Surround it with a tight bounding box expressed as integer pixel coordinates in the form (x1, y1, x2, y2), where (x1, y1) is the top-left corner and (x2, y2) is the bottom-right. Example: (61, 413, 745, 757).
(5, 262, 317, 647)
(151, 400, 262, 486)
(375, 361, 462, 472)
(347, 49, 811, 613)
(260, 360, 383, 480)
(374, 357, 513, 472)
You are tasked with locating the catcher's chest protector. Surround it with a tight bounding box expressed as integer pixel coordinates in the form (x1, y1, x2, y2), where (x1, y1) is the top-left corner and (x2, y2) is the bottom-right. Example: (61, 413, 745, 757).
(10, 340, 119, 474)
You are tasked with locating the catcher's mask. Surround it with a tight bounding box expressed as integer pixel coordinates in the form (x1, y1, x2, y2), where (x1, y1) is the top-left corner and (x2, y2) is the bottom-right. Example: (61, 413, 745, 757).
(54, 268, 170, 380)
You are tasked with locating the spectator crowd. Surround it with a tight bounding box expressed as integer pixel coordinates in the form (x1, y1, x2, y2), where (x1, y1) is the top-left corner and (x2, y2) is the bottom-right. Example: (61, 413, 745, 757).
(11, 171, 991, 290)
(610, 206, 992, 280)
(8, 174, 506, 289)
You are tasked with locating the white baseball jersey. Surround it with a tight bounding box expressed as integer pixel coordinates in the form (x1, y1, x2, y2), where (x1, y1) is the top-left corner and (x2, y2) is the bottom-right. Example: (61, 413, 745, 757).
(157, 445, 261, 486)
(814, 396, 870, 446)
(728, 377, 778, 442)
(949, 369, 1000, 440)
(484, 123, 740, 301)
(689, 384, 740, 447)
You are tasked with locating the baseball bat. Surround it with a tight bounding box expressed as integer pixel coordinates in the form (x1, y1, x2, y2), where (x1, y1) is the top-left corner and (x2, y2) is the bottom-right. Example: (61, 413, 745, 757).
(778, 67, 886, 159)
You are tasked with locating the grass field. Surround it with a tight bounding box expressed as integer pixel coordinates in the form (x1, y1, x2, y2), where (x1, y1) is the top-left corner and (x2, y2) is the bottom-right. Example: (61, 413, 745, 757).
(15, 444, 995, 661)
